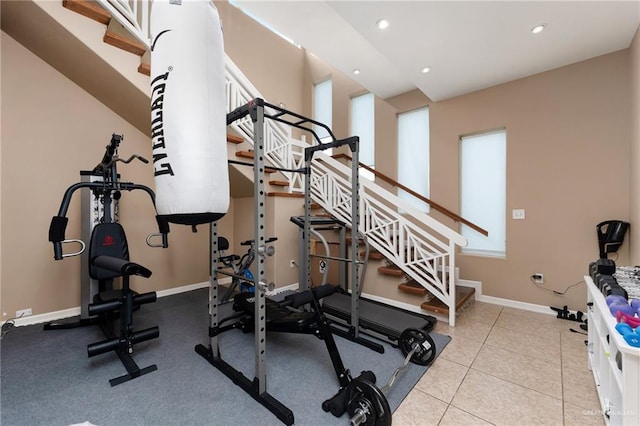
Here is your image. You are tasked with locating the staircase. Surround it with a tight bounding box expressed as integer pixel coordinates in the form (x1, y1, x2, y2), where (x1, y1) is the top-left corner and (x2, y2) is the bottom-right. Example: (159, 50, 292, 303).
(58, 0, 473, 326)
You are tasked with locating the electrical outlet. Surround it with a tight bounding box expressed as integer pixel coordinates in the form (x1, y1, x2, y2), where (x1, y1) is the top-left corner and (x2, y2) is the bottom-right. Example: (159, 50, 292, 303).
(290, 259, 296, 268)
(532, 273, 544, 284)
(512, 209, 526, 220)
(16, 308, 32, 318)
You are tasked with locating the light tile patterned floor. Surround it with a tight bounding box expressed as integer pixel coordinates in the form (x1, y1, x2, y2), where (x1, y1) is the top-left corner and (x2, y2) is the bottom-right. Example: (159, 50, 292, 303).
(394, 302, 604, 425)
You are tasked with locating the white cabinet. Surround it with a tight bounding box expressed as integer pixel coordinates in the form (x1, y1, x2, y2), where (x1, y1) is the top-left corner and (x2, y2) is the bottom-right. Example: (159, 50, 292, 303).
(586, 276, 640, 425)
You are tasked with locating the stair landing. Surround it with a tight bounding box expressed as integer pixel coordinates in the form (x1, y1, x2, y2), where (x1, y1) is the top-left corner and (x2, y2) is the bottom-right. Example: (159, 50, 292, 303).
(420, 286, 475, 316)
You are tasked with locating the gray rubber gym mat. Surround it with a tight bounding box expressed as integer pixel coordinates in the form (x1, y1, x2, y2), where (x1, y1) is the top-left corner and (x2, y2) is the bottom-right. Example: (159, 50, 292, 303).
(1, 288, 450, 426)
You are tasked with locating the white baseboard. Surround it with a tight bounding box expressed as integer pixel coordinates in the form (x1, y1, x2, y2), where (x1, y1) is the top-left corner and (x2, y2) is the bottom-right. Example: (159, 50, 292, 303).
(475, 294, 556, 316)
(3, 278, 231, 328)
(155, 281, 211, 298)
(457, 278, 555, 316)
(4, 277, 555, 328)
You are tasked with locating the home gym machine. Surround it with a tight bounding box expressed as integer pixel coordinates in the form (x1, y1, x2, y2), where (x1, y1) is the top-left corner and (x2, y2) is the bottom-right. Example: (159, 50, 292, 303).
(291, 216, 436, 361)
(46, 133, 169, 386)
(194, 98, 393, 425)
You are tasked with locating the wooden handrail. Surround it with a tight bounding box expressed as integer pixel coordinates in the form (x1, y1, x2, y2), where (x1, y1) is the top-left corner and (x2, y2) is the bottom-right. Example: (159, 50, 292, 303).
(332, 153, 488, 237)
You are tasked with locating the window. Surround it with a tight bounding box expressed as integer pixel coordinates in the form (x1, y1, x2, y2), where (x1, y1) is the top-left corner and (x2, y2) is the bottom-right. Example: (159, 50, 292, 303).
(460, 129, 506, 256)
(313, 79, 332, 143)
(397, 107, 429, 212)
(350, 93, 375, 180)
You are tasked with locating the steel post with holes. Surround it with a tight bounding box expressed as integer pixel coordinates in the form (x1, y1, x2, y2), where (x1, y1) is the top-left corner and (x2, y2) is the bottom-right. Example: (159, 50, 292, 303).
(195, 99, 293, 426)
(350, 142, 360, 339)
(252, 100, 267, 394)
(208, 221, 220, 358)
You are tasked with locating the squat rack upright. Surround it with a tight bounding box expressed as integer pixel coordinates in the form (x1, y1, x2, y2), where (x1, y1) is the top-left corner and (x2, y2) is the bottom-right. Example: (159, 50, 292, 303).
(194, 98, 361, 426)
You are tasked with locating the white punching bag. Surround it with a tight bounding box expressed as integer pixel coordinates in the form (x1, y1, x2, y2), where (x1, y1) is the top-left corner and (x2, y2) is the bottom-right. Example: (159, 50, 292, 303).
(150, 0, 229, 226)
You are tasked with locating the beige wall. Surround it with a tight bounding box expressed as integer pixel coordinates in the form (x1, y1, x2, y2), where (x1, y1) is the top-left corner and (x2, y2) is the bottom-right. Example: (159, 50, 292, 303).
(435, 51, 631, 310)
(0, 32, 229, 318)
(216, 1, 305, 114)
(304, 45, 632, 312)
(0, 2, 308, 320)
(2, 1, 637, 320)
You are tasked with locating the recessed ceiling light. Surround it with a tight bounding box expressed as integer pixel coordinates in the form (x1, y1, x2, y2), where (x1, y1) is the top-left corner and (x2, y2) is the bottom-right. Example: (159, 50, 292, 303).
(421, 66, 431, 74)
(531, 24, 546, 34)
(353, 69, 361, 75)
(376, 18, 389, 30)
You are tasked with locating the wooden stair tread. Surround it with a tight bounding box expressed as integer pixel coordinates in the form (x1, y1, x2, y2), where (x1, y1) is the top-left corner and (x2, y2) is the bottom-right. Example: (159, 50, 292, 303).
(362, 251, 384, 260)
(104, 30, 146, 56)
(269, 180, 289, 187)
(398, 281, 428, 296)
(378, 265, 404, 277)
(236, 150, 254, 159)
(227, 134, 244, 144)
(420, 286, 475, 315)
(267, 192, 304, 198)
(138, 63, 150, 76)
(63, 0, 111, 25)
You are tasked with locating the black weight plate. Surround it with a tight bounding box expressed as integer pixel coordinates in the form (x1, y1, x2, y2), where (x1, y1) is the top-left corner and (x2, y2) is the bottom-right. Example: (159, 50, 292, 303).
(346, 379, 391, 426)
(399, 328, 436, 366)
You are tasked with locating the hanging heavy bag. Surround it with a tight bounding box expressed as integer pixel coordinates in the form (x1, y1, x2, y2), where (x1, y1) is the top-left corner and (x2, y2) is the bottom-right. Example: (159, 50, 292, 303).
(150, 0, 229, 227)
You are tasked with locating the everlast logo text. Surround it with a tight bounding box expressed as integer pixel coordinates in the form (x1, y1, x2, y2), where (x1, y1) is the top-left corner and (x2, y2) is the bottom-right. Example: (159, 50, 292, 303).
(151, 71, 175, 177)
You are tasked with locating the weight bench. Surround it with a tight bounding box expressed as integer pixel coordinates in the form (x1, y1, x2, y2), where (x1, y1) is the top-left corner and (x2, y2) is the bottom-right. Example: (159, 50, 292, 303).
(86, 223, 159, 386)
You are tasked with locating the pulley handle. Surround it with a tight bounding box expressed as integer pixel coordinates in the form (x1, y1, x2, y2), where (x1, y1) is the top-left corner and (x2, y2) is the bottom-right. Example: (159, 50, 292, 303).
(58, 239, 86, 259)
(146, 232, 168, 248)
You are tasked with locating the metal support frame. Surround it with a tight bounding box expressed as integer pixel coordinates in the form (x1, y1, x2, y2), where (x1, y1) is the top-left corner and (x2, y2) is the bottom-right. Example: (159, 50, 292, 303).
(195, 98, 293, 426)
(196, 98, 363, 425)
(80, 171, 117, 321)
(303, 137, 362, 334)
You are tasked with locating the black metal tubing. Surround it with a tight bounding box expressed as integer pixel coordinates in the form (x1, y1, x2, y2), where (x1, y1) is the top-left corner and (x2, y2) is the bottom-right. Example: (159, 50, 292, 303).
(227, 97, 337, 151)
(308, 295, 353, 389)
(110, 348, 158, 387)
(50, 180, 167, 259)
(195, 344, 295, 426)
(304, 135, 359, 162)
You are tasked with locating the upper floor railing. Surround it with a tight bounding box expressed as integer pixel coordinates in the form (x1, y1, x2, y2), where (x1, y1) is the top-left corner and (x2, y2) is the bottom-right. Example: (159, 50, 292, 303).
(97, 0, 151, 48)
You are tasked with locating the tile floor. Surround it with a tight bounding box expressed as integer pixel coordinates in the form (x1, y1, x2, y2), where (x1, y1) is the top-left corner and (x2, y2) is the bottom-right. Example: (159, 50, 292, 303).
(394, 301, 604, 425)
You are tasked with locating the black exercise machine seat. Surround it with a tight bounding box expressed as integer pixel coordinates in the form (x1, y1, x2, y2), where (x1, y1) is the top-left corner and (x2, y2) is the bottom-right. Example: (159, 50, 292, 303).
(84, 222, 159, 386)
(91, 256, 152, 278)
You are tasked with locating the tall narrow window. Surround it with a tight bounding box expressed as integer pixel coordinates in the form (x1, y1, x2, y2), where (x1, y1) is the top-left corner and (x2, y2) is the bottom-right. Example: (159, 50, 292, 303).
(397, 107, 429, 212)
(460, 129, 506, 256)
(350, 93, 375, 180)
(313, 79, 332, 143)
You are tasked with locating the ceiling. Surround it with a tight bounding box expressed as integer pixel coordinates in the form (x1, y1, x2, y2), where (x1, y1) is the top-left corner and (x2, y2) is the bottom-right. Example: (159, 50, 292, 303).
(232, 1, 640, 101)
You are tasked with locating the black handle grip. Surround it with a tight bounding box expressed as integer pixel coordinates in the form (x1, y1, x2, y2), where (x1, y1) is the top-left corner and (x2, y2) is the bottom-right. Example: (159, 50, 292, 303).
(283, 291, 314, 308)
(88, 300, 121, 316)
(312, 284, 338, 300)
(91, 256, 152, 278)
(132, 326, 159, 344)
(87, 337, 120, 357)
(133, 292, 157, 306)
(49, 216, 69, 260)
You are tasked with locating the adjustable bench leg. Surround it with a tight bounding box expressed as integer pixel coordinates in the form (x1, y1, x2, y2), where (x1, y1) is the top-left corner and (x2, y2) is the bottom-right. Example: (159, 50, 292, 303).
(109, 348, 158, 387)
